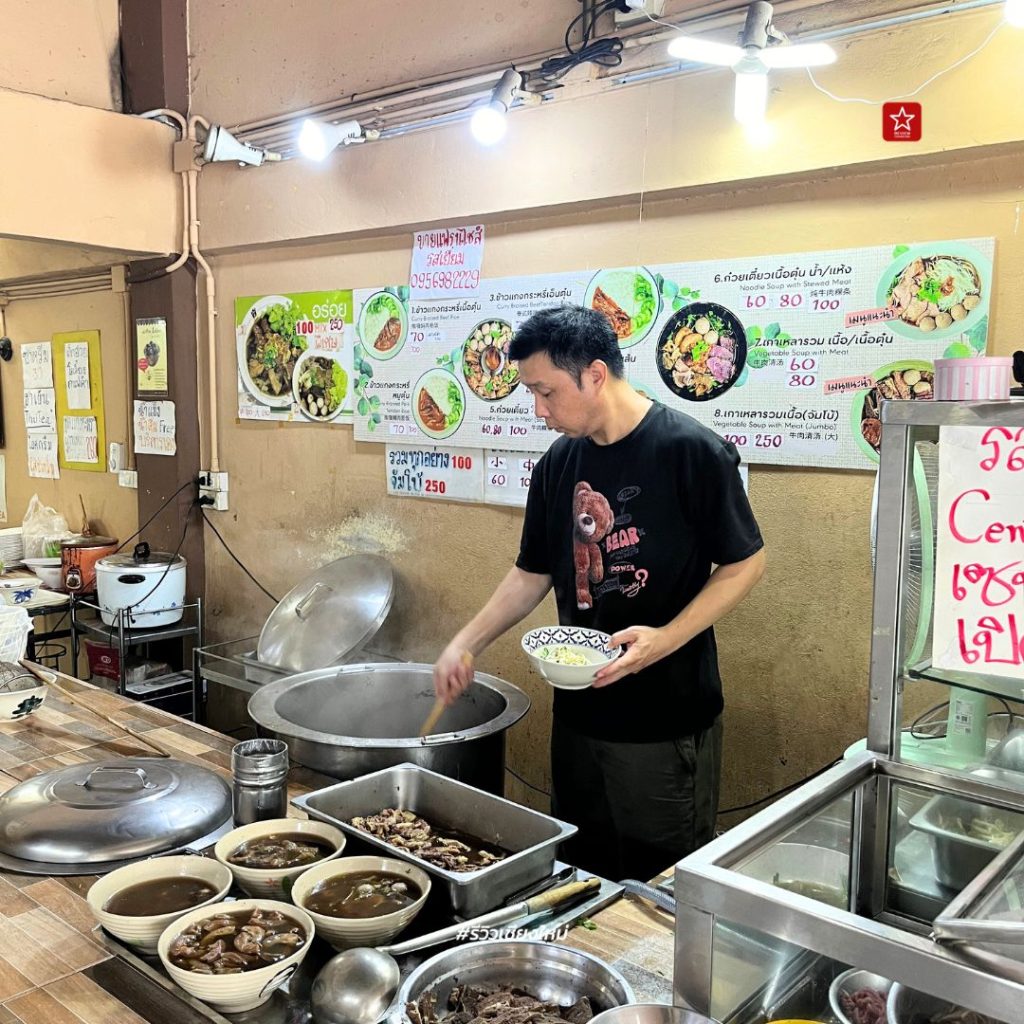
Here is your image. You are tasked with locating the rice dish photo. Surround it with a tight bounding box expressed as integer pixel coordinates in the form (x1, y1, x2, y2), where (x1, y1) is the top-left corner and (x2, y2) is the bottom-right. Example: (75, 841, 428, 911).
(360, 291, 407, 360)
(884, 254, 982, 332)
(586, 267, 659, 347)
(656, 301, 747, 402)
(859, 365, 933, 453)
(463, 319, 519, 400)
(244, 301, 306, 399)
(413, 370, 465, 439)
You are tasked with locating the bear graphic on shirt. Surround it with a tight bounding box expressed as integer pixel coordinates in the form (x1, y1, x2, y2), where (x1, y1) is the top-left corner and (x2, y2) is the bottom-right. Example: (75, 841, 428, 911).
(572, 481, 615, 610)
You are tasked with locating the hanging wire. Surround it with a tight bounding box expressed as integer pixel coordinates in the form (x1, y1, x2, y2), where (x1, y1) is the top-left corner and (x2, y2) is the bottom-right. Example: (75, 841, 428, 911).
(533, 0, 625, 85)
(806, 18, 1004, 105)
(201, 512, 279, 604)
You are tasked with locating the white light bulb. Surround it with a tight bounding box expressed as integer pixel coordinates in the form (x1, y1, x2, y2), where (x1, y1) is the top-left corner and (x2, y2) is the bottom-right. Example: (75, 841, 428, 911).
(470, 104, 508, 145)
(298, 120, 330, 161)
(734, 71, 768, 126)
(667, 35, 743, 66)
(1007, 0, 1024, 26)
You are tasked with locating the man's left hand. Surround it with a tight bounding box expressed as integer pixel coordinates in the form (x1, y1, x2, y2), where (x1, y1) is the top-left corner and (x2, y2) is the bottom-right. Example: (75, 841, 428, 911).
(592, 625, 670, 687)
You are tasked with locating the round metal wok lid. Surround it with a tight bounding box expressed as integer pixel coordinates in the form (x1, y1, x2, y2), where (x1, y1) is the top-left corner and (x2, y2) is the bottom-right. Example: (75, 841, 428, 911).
(0, 757, 231, 865)
(257, 554, 394, 673)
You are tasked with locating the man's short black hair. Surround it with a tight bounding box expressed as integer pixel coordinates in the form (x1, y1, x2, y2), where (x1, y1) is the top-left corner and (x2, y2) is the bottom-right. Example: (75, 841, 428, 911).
(509, 305, 624, 384)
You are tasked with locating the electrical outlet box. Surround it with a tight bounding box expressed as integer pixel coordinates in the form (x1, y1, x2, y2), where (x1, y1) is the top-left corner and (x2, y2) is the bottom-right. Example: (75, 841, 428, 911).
(614, 0, 665, 26)
(200, 488, 229, 511)
(118, 470, 138, 489)
(108, 442, 124, 473)
(199, 470, 229, 511)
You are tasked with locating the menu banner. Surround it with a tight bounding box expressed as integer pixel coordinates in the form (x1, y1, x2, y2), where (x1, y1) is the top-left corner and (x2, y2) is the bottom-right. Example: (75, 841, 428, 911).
(933, 426, 1024, 679)
(351, 238, 993, 469)
(236, 291, 354, 422)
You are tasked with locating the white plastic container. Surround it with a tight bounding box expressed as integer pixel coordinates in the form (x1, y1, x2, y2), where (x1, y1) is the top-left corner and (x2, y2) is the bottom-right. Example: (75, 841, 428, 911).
(934, 356, 1013, 400)
(95, 552, 186, 627)
(0, 607, 33, 662)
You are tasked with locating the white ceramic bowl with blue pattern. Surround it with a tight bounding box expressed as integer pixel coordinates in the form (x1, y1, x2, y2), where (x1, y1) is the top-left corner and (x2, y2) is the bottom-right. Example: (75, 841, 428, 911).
(0, 576, 41, 606)
(521, 626, 620, 689)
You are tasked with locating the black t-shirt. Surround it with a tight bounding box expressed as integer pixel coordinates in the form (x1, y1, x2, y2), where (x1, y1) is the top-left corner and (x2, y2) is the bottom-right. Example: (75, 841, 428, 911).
(516, 402, 763, 742)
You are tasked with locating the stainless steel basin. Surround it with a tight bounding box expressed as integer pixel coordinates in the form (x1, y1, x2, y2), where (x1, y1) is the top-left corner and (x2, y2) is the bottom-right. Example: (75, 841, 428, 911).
(247, 663, 529, 793)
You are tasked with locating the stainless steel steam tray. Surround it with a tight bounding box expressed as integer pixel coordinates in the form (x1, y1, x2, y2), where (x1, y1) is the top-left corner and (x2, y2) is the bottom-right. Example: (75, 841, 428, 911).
(292, 762, 577, 918)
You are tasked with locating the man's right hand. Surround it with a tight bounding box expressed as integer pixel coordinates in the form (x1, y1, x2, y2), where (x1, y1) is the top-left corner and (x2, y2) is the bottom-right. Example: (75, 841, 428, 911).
(433, 644, 475, 705)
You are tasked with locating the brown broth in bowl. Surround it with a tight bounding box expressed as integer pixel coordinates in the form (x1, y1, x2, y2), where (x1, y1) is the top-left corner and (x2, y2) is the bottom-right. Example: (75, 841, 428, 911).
(104, 877, 219, 917)
(168, 907, 307, 974)
(303, 871, 422, 918)
(227, 832, 334, 870)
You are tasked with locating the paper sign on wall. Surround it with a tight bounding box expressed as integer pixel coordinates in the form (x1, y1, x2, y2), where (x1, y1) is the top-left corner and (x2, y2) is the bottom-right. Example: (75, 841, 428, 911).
(64, 342, 92, 410)
(136, 318, 169, 396)
(410, 225, 484, 300)
(133, 400, 177, 456)
(62, 415, 98, 464)
(933, 425, 1024, 679)
(23, 389, 56, 431)
(386, 445, 483, 501)
(21, 343, 52, 389)
(27, 433, 59, 479)
(483, 451, 539, 508)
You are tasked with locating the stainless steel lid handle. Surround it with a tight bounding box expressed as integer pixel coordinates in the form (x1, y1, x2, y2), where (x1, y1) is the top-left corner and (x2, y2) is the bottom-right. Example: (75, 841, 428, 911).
(295, 583, 333, 621)
(77, 766, 157, 790)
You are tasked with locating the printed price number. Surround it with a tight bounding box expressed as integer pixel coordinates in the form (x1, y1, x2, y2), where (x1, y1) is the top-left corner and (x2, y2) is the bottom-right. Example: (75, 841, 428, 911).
(452, 454, 474, 471)
(481, 423, 504, 437)
(410, 270, 481, 291)
(390, 422, 416, 436)
(425, 479, 447, 495)
(508, 425, 528, 437)
(754, 433, 783, 449)
(724, 434, 749, 448)
(812, 298, 840, 311)
(787, 373, 817, 389)
(518, 476, 531, 491)
(489, 473, 508, 487)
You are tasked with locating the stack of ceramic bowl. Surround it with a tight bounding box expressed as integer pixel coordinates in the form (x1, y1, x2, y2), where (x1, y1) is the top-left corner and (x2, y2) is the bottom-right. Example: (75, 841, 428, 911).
(0, 529, 24, 570)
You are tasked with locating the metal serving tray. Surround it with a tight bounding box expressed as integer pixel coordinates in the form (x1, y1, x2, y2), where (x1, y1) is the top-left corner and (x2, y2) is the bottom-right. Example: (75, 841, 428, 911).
(908, 790, 1024, 891)
(292, 762, 577, 918)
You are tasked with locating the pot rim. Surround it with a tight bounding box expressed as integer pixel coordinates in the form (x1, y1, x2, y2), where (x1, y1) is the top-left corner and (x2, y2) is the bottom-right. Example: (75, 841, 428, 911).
(247, 662, 530, 749)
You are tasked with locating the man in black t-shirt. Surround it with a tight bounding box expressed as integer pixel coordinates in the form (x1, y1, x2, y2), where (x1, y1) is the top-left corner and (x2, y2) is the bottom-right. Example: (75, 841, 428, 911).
(433, 305, 765, 881)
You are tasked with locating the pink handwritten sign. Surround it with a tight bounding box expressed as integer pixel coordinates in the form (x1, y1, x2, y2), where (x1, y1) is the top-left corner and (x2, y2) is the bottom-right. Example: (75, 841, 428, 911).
(823, 375, 876, 396)
(933, 426, 1024, 679)
(844, 307, 899, 329)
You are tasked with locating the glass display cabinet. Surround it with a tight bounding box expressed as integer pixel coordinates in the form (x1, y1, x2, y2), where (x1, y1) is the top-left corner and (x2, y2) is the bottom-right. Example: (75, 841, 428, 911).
(674, 399, 1024, 1024)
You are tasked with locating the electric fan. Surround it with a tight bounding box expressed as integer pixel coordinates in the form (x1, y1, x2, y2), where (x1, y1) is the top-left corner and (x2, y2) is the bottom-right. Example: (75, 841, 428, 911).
(870, 440, 989, 766)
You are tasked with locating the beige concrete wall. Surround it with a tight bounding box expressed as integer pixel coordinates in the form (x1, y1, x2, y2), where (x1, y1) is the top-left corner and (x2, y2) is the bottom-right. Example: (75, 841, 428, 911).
(203, 147, 1022, 812)
(0, 0, 120, 109)
(0, 88, 180, 256)
(197, 7, 1023, 253)
(2, 289, 137, 547)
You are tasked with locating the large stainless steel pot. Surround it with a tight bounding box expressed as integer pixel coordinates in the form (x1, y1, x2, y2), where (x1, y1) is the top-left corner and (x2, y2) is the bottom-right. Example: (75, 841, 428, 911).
(247, 663, 529, 793)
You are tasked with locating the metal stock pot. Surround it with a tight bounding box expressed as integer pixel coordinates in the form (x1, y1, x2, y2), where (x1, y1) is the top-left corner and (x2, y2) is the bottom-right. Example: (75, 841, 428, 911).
(247, 663, 529, 793)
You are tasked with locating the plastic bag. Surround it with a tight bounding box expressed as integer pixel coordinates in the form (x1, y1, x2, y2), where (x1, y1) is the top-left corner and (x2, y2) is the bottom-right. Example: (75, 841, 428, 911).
(21, 495, 71, 559)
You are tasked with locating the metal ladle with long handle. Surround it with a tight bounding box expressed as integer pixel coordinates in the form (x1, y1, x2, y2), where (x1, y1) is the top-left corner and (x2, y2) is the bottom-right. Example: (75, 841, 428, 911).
(311, 877, 600, 1024)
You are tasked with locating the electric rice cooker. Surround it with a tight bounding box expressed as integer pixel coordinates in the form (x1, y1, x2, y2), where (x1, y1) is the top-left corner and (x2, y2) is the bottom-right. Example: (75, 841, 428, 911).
(95, 544, 186, 627)
(61, 533, 118, 593)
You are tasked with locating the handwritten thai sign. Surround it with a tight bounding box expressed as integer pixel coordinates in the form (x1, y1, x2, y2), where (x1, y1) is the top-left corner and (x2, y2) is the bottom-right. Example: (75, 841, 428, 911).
(64, 342, 91, 410)
(410, 224, 484, 299)
(27, 433, 58, 480)
(23, 389, 56, 432)
(134, 400, 177, 456)
(386, 445, 482, 501)
(21, 343, 52, 389)
(933, 425, 1024, 679)
(62, 415, 98, 464)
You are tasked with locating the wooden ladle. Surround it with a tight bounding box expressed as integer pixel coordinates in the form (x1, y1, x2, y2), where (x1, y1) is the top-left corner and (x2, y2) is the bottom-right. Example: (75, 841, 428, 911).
(418, 651, 473, 737)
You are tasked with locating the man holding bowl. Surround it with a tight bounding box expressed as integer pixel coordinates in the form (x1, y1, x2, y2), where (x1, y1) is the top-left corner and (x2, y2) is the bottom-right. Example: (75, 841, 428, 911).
(434, 305, 765, 882)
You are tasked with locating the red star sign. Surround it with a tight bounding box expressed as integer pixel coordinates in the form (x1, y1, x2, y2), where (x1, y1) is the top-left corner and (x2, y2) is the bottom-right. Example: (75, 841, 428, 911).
(882, 102, 922, 141)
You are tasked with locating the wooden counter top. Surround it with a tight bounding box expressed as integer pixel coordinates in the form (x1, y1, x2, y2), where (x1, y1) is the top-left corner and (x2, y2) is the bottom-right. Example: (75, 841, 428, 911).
(0, 679, 674, 1023)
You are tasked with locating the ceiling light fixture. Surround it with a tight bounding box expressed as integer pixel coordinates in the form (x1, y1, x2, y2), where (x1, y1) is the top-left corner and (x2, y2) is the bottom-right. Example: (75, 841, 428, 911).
(1007, 0, 1024, 27)
(297, 119, 364, 161)
(667, 1, 836, 126)
(202, 124, 281, 166)
(470, 68, 523, 146)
